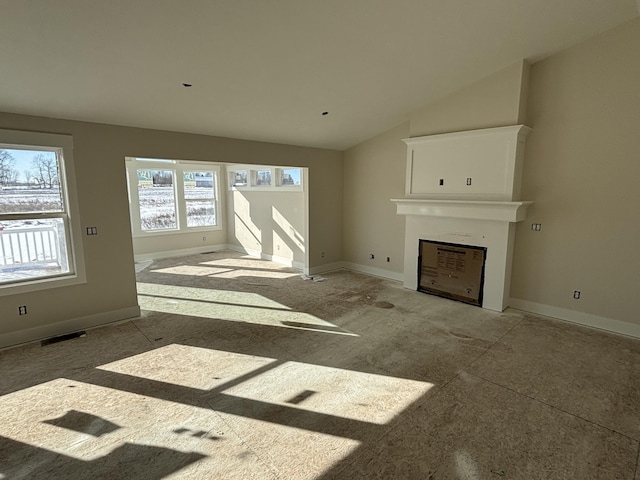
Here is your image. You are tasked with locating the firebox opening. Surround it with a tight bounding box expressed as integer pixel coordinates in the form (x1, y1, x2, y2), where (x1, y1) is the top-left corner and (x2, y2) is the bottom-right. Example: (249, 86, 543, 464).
(417, 240, 487, 307)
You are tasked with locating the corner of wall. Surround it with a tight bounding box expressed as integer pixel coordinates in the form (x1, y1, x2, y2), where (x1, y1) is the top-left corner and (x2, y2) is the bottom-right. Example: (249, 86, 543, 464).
(517, 59, 531, 125)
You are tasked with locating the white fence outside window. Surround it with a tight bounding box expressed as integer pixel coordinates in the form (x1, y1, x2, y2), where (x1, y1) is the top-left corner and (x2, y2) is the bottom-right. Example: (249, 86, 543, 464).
(0, 225, 61, 270)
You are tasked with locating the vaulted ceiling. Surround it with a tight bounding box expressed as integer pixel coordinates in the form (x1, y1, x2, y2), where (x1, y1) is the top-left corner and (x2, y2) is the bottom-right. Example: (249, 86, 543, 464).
(0, 0, 638, 150)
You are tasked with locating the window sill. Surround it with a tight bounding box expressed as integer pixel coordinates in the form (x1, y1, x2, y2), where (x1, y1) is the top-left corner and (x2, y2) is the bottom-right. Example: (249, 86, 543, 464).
(230, 185, 303, 192)
(0, 271, 87, 297)
(132, 225, 222, 238)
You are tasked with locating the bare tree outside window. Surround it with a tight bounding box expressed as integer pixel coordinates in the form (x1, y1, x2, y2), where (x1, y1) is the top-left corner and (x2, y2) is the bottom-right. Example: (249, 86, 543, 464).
(31, 154, 60, 189)
(0, 145, 71, 285)
(0, 150, 18, 187)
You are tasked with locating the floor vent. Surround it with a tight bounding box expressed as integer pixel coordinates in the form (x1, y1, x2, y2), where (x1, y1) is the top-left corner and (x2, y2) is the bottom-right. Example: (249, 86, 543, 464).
(41, 331, 87, 346)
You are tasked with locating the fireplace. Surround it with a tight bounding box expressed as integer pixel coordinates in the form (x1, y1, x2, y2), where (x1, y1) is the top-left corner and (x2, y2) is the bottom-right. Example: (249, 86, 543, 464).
(391, 125, 532, 312)
(418, 239, 487, 306)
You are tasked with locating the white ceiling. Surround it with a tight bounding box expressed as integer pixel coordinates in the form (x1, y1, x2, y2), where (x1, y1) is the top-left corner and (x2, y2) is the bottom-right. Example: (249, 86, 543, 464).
(0, 1, 637, 150)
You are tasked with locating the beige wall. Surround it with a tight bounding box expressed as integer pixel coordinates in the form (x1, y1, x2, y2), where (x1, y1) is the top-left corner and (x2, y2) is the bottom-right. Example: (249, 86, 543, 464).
(308, 156, 343, 269)
(227, 188, 306, 266)
(0, 112, 341, 347)
(409, 60, 529, 137)
(511, 18, 640, 325)
(342, 122, 408, 274)
(133, 229, 227, 257)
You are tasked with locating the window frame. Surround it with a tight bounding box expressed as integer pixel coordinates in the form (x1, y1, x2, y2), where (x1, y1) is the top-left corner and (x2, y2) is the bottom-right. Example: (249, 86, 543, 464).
(126, 158, 221, 238)
(0, 129, 86, 296)
(252, 168, 273, 187)
(228, 165, 303, 192)
(276, 167, 303, 188)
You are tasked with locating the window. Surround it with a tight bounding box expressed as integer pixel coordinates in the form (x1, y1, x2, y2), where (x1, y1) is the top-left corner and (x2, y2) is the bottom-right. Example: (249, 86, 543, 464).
(228, 165, 303, 191)
(254, 169, 272, 186)
(0, 129, 85, 294)
(232, 170, 248, 187)
(126, 158, 220, 236)
(278, 168, 301, 186)
(184, 170, 217, 227)
(137, 169, 177, 231)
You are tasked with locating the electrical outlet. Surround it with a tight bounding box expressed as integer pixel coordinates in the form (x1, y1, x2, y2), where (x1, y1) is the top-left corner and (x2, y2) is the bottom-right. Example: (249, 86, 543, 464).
(466, 177, 472, 185)
(439, 179, 444, 186)
(18, 305, 27, 315)
(369, 253, 375, 260)
(573, 290, 581, 299)
(202, 236, 207, 241)
(386, 257, 390, 262)
(321, 251, 325, 258)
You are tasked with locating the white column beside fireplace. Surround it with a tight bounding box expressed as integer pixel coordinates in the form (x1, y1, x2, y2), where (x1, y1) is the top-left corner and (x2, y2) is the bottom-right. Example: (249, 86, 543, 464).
(392, 125, 532, 312)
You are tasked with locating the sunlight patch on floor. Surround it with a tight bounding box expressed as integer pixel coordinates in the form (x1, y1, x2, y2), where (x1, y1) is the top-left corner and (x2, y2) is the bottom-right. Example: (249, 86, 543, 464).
(0, 378, 208, 461)
(208, 269, 300, 279)
(0, 362, 377, 478)
(137, 282, 291, 310)
(199, 257, 290, 270)
(137, 283, 358, 336)
(223, 360, 433, 425)
(0, 378, 273, 478)
(98, 345, 432, 425)
(151, 265, 234, 276)
(98, 344, 277, 391)
(150, 264, 299, 279)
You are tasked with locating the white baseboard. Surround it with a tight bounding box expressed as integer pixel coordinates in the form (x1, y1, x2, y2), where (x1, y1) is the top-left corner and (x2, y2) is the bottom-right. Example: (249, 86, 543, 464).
(509, 298, 640, 339)
(134, 244, 227, 262)
(262, 253, 304, 270)
(225, 244, 304, 270)
(340, 262, 405, 282)
(307, 261, 347, 276)
(225, 243, 260, 257)
(0, 305, 141, 350)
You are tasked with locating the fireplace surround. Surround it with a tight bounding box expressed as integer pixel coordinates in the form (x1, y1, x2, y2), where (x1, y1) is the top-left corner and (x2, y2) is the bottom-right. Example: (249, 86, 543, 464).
(392, 125, 532, 312)
(418, 239, 487, 307)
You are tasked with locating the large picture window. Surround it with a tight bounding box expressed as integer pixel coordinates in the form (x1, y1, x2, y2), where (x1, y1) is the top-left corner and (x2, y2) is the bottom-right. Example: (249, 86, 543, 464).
(126, 158, 220, 236)
(0, 129, 85, 294)
(184, 170, 217, 227)
(137, 169, 177, 231)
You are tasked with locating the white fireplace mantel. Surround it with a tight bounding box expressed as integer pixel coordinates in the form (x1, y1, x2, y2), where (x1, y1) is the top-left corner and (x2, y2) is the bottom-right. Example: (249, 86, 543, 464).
(391, 198, 532, 222)
(395, 125, 533, 312)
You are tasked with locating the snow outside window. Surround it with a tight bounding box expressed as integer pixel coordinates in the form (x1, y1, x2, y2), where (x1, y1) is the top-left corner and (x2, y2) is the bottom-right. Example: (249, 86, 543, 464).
(0, 129, 85, 294)
(127, 159, 220, 237)
(137, 169, 177, 231)
(184, 171, 217, 227)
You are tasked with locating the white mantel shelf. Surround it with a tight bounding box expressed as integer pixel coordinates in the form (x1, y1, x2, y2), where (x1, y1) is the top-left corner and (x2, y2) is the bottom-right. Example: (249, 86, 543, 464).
(391, 198, 533, 222)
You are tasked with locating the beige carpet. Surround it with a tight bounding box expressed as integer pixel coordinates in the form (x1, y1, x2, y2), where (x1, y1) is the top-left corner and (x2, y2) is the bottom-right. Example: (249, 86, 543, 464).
(1, 250, 639, 479)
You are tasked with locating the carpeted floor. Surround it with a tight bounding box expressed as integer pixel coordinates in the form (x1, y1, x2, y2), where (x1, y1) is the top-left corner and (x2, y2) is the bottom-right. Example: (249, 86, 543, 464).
(1, 250, 640, 479)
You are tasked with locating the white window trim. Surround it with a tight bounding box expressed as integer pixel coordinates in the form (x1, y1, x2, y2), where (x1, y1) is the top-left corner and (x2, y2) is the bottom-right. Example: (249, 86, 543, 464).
(0, 129, 86, 296)
(228, 164, 303, 192)
(126, 158, 222, 238)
